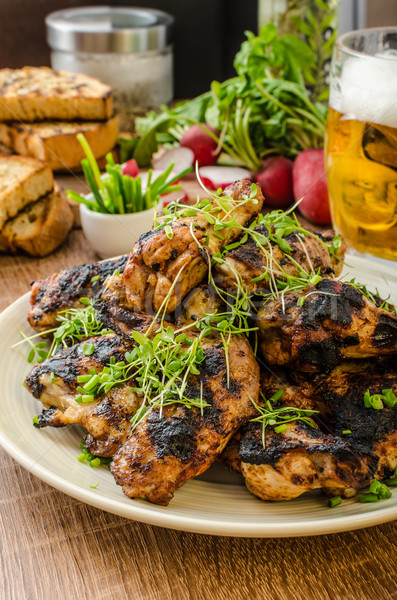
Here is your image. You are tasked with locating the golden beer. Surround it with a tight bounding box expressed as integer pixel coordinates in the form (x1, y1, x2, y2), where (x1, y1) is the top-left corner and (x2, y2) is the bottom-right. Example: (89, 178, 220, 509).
(325, 107, 397, 261)
(325, 28, 397, 262)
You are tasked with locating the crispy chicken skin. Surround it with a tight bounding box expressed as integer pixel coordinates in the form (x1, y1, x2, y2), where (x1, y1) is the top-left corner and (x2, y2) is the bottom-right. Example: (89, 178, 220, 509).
(110, 335, 260, 505)
(257, 278, 397, 371)
(239, 420, 377, 501)
(215, 228, 346, 294)
(236, 359, 397, 502)
(25, 334, 140, 456)
(28, 255, 128, 333)
(122, 180, 264, 314)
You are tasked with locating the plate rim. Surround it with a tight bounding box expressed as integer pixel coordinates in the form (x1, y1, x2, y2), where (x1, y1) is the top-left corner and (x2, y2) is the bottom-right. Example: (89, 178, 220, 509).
(0, 254, 396, 538)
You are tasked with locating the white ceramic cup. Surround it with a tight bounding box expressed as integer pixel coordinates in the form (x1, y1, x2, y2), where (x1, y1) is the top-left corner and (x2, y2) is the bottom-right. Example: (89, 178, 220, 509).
(80, 203, 156, 259)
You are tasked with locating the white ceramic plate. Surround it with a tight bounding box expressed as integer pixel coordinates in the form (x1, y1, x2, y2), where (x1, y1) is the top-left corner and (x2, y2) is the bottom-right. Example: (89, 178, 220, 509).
(0, 255, 396, 537)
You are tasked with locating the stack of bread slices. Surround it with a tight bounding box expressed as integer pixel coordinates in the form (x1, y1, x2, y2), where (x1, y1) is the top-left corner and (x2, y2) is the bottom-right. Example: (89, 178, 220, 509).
(0, 67, 118, 171)
(0, 67, 119, 256)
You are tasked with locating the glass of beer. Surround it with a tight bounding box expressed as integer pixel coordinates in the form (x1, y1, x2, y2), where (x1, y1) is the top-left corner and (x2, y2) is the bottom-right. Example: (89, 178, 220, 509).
(325, 28, 397, 262)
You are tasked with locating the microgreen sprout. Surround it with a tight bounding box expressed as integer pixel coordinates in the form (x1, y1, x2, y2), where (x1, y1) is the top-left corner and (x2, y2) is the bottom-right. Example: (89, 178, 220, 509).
(250, 390, 319, 448)
(12, 298, 112, 364)
(343, 278, 397, 314)
(156, 184, 339, 311)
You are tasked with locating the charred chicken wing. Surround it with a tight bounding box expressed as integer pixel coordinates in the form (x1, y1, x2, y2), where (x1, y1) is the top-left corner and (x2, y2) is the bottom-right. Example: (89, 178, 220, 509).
(257, 278, 397, 371)
(122, 180, 264, 314)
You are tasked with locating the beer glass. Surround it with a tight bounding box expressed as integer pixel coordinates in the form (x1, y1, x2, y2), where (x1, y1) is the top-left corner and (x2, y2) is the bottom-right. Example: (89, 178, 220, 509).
(325, 28, 397, 262)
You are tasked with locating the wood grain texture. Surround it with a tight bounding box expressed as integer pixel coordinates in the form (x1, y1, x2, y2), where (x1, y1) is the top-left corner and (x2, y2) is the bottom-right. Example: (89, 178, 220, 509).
(0, 177, 396, 600)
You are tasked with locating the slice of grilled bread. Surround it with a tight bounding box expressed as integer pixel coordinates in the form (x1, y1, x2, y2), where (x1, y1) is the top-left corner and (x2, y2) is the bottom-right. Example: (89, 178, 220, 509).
(0, 67, 113, 122)
(0, 115, 119, 171)
(0, 156, 53, 229)
(0, 184, 73, 256)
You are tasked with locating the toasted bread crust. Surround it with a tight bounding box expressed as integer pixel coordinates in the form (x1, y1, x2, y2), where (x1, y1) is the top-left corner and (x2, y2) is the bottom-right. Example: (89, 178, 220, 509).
(0, 115, 119, 170)
(0, 67, 113, 121)
(1, 184, 73, 256)
(0, 156, 53, 229)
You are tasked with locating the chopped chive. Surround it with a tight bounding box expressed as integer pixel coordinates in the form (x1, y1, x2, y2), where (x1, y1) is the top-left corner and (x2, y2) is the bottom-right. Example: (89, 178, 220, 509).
(342, 430, 351, 435)
(382, 389, 397, 408)
(369, 480, 381, 495)
(328, 496, 342, 508)
(83, 374, 100, 392)
(77, 374, 92, 383)
(369, 394, 384, 410)
(90, 482, 99, 489)
(359, 492, 380, 503)
(90, 275, 101, 283)
(363, 390, 371, 408)
(32, 416, 39, 426)
(82, 394, 95, 403)
(270, 390, 284, 403)
(50, 372, 55, 384)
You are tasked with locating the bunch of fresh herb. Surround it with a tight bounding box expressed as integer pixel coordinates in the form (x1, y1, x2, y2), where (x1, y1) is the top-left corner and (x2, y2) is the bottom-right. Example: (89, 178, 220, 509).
(132, 24, 327, 170)
(67, 133, 191, 214)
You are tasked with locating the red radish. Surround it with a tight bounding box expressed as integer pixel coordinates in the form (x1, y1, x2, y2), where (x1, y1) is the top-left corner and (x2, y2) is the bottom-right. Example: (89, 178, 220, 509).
(254, 156, 294, 208)
(161, 189, 189, 208)
(292, 148, 331, 225)
(180, 124, 220, 166)
(198, 166, 251, 190)
(122, 159, 139, 178)
(152, 147, 194, 174)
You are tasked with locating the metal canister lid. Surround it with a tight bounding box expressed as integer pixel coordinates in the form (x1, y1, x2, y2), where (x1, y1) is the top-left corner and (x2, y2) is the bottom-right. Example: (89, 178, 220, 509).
(46, 6, 174, 54)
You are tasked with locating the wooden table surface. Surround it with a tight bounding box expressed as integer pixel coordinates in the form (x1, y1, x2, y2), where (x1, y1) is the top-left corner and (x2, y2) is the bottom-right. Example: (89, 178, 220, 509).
(0, 176, 396, 600)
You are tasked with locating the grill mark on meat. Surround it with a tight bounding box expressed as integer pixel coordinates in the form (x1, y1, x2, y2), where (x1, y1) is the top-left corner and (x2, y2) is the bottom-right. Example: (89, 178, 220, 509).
(373, 314, 397, 347)
(302, 280, 365, 328)
(298, 339, 340, 371)
(320, 382, 397, 447)
(26, 335, 127, 398)
(200, 346, 226, 377)
(34, 406, 62, 428)
(238, 421, 377, 469)
(147, 410, 196, 461)
(31, 255, 127, 313)
(97, 303, 152, 340)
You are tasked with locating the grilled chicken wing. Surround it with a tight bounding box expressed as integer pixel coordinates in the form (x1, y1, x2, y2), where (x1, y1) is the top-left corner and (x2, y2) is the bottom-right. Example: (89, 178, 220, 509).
(122, 180, 264, 314)
(304, 359, 397, 481)
(25, 333, 140, 456)
(257, 278, 397, 371)
(239, 420, 377, 501)
(110, 334, 260, 505)
(28, 255, 128, 333)
(215, 227, 345, 294)
(236, 358, 397, 502)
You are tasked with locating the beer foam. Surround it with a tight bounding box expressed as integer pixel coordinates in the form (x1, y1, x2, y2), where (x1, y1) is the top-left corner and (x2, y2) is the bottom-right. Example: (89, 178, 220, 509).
(329, 55, 397, 126)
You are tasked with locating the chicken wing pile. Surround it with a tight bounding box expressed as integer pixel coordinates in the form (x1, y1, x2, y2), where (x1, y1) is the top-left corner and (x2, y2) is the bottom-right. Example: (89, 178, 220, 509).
(23, 178, 397, 506)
